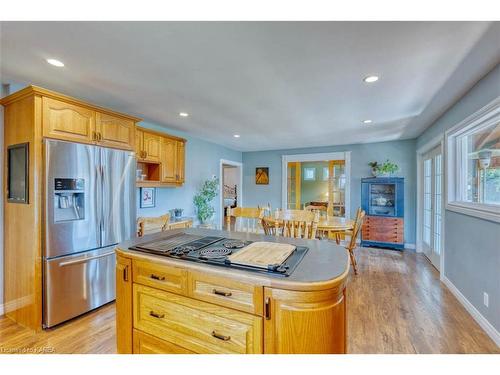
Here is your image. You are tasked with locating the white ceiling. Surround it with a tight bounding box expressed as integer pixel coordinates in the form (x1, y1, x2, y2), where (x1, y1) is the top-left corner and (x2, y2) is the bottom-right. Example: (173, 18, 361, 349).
(1, 22, 499, 151)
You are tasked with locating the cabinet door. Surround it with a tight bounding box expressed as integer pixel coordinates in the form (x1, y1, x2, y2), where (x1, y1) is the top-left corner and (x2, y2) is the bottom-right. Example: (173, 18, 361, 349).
(264, 287, 346, 354)
(176, 141, 185, 183)
(95, 112, 135, 150)
(143, 132, 161, 162)
(116, 255, 133, 354)
(135, 128, 144, 158)
(160, 137, 178, 183)
(42, 97, 95, 144)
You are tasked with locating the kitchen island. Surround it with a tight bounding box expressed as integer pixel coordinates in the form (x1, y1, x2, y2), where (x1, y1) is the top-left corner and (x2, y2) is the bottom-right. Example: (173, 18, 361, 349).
(115, 228, 350, 354)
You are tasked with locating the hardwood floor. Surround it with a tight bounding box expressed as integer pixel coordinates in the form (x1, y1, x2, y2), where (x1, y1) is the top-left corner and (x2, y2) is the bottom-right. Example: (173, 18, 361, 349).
(0, 248, 498, 354)
(0, 303, 116, 354)
(347, 247, 499, 353)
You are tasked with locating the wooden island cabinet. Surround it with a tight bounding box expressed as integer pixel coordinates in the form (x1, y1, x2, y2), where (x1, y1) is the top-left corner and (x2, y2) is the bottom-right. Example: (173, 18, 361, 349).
(116, 228, 350, 354)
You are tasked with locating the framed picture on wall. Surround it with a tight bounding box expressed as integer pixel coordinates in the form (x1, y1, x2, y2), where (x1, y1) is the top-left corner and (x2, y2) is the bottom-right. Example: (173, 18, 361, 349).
(256, 167, 269, 185)
(140, 187, 156, 208)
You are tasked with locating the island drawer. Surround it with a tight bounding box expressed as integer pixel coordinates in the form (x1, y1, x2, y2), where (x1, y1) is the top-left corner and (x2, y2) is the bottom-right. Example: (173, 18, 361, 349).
(188, 272, 264, 315)
(133, 284, 263, 354)
(133, 329, 194, 354)
(133, 260, 188, 295)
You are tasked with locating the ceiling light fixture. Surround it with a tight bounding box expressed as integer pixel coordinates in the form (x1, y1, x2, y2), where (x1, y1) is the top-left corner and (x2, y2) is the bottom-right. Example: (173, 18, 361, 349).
(179, 112, 189, 117)
(363, 120, 372, 124)
(46, 58, 65, 67)
(233, 134, 240, 138)
(363, 75, 379, 83)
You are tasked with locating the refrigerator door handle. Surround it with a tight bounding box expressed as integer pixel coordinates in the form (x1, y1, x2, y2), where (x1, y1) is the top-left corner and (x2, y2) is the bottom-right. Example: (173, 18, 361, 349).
(95, 161, 103, 246)
(58, 251, 115, 267)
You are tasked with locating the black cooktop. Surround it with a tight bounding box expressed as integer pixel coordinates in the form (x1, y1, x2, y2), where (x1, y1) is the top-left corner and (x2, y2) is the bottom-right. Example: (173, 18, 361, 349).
(129, 232, 308, 277)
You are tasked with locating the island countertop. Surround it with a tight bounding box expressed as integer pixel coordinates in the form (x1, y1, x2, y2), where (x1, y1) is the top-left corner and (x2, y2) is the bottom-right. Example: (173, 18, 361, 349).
(116, 227, 350, 292)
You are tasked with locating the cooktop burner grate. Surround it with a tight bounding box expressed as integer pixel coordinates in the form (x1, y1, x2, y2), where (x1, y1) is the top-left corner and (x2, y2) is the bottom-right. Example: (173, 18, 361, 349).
(199, 247, 232, 259)
(222, 240, 246, 249)
(170, 245, 197, 256)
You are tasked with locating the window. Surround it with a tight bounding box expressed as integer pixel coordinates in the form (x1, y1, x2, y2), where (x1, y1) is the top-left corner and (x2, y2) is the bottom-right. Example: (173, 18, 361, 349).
(446, 99, 500, 222)
(322, 167, 329, 181)
(303, 167, 316, 181)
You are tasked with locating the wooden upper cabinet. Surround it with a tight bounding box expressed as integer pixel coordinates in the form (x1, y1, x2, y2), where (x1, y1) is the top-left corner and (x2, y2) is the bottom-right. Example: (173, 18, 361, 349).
(42, 97, 95, 144)
(177, 141, 185, 183)
(142, 132, 161, 162)
(135, 128, 144, 157)
(263, 287, 346, 354)
(160, 137, 178, 183)
(136, 127, 186, 186)
(95, 112, 135, 150)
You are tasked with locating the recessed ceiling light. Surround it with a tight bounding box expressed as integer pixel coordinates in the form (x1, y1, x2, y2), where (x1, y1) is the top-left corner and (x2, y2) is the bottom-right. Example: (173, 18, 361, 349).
(233, 134, 240, 138)
(46, 58, 65, 67)
(179, 112, 189, 117)
(363, 120, 372, 124)
(363, 75, 379, 83)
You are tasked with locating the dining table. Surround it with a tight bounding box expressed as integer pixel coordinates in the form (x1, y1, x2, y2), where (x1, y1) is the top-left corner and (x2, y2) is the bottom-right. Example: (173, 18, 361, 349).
(261, 215, 354, 244)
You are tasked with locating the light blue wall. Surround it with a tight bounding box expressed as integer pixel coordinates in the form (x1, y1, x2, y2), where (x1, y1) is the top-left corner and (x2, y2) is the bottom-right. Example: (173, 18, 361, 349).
(137, 122, 242, 227)
(242, 139, 417, 244)
(417, 63, 500, 333)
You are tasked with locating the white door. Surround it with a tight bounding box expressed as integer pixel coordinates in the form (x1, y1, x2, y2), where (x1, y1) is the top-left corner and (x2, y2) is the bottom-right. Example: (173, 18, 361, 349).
(422, 145, 443, 270)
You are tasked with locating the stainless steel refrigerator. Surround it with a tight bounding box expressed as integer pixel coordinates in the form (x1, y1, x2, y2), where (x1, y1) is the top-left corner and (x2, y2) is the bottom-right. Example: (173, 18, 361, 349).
(43, 139, 136, 328)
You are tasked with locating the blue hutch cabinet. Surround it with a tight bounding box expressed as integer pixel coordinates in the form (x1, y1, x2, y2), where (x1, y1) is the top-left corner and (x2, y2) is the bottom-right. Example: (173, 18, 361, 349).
(361, 177, 404, 250)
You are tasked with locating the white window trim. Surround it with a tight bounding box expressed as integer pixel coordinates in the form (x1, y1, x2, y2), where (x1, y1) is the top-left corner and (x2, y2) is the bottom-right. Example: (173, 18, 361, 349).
(445, 96, 500, 223)
(281, 152, 351, 218)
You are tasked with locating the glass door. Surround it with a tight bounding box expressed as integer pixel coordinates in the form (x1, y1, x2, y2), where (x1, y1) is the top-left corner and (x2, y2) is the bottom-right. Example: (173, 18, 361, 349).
(421, 145, 442, 270)
(286, 160, 346, 217)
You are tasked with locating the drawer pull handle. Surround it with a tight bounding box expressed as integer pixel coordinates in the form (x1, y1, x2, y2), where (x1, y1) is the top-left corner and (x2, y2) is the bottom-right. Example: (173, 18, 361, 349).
(150, 274, 166, 281)
(213, 289, 232, 297)
(211, 331, 231, 341)
(149, 311, 165, 319)
(265, 297, 271, 320)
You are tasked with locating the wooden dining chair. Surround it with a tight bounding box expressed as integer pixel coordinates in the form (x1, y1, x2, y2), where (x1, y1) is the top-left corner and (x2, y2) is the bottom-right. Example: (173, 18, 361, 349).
(345, 208, 365, 275)
(226, 207, 267, 233)
(274, 209, 319, 239)
(260, 209, 277, 236)
(137, 214, 170, 237)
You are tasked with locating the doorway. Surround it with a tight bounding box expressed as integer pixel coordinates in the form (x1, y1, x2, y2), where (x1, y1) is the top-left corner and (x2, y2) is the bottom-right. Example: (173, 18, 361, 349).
(420, 144, 443, 270)
(282, 152, 351, 218)
(219, 159, 243, 230)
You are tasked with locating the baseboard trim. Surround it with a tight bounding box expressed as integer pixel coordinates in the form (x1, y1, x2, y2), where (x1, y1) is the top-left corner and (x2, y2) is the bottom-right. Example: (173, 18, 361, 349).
(442, 276, 500, 347)
(348, 239, 416, 250)
(0, 303, 4, 316)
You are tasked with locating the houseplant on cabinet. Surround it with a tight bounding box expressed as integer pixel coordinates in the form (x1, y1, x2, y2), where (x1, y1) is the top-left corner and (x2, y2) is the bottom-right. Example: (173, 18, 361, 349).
(193, 176, 219, 225)
(368, 160, 399, 177)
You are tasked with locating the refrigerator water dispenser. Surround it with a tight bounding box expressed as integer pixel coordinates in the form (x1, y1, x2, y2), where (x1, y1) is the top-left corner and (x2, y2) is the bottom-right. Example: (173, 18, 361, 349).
(54, 178, 85, 222)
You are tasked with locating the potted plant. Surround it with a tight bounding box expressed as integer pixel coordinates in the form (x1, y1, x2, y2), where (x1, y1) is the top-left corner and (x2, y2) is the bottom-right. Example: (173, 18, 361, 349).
(368, 161, 379, 177)
(368, 160, 399, 177)
(193, 176, 219, 224)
